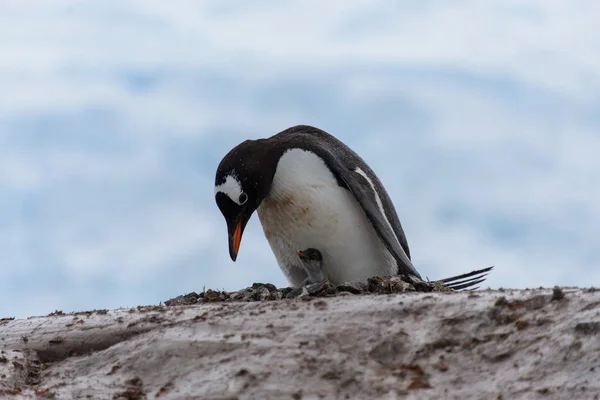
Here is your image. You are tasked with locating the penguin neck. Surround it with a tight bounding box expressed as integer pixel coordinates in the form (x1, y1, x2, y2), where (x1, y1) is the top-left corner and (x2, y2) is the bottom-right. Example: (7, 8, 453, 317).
(245, 139, 286, 206)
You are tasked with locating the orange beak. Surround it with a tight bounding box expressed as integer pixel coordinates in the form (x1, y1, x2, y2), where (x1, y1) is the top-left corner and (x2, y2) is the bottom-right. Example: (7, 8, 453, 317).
(232, 219, 243, 259)
(227, 207, 252, 262)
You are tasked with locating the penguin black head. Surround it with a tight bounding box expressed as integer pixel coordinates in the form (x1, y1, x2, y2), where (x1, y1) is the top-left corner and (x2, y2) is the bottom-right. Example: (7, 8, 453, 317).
(214, 139, 282, 261)
(297, 248, 323, 263)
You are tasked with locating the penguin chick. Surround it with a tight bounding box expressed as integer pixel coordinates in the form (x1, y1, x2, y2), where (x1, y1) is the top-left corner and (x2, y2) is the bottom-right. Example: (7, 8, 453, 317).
(297, 248, 330, 294)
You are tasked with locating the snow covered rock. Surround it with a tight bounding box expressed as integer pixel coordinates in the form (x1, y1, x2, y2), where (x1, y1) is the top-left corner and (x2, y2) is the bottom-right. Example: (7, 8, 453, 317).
(1, 287, 599, 399)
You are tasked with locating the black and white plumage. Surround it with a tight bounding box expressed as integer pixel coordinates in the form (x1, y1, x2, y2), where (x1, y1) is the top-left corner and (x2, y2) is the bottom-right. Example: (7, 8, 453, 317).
(214, 125, 492, 290)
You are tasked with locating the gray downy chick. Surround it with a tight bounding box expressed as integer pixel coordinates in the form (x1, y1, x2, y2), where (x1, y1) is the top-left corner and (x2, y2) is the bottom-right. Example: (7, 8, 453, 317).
(297, 248, 329, 294)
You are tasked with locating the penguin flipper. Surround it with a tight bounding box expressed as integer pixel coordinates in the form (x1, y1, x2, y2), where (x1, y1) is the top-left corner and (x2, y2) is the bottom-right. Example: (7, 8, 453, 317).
(318, 150, 421, 279)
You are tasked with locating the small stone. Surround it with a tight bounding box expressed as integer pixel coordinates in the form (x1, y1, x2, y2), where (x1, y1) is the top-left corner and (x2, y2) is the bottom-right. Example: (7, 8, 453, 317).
(229, 291, 247, 301)
(263, 283, 278, 293)
(367, 276, 387, 293)
(367, 276, 416, 294)
(285, 287, 310, 299)
(336, 282, 367, 294)
(164, 292, 200, 306)
(184, 292, 200, 301)
(203, 289, 226, 302)
(431, 280, 453, 292)
(270, 290, 283, 301)
(317, 287, 338, 297)
(551, 286, 565, 301)
(253, 286, 271, 301)
(494, 297, 508, 307)
(306, 281, 330, 296)
(281, 287, 294, 298)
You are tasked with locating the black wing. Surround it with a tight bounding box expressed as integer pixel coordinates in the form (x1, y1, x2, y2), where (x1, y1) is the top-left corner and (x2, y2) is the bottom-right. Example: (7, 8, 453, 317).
(275, 125, 412, 262)
(314, 146, 422, 279)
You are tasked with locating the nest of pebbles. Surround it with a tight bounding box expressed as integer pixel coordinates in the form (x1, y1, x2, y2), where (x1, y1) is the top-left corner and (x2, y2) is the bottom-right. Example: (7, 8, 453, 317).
(164, 275, 452, 307)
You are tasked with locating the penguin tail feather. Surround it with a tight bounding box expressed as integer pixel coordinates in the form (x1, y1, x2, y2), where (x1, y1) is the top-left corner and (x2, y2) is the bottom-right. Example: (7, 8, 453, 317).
(437, 266, 494, 291)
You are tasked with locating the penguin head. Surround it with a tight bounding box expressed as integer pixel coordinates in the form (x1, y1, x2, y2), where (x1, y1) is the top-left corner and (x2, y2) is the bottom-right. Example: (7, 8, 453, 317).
(214, 139, 279, 261)
(297, 248, 324, 278)
(297, 248, 322, 263)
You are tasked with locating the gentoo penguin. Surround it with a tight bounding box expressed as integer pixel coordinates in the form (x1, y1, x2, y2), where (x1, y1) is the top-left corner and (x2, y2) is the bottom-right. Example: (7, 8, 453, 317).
(297, 248, 328, 286)
(214, 125, 492, 290)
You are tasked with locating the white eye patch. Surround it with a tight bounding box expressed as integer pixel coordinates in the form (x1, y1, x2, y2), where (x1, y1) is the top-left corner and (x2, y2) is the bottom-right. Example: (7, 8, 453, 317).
(215, 174, 245, 205)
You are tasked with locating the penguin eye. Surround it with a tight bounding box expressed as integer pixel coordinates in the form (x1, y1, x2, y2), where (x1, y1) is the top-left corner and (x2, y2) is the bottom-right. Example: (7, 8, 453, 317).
(238, 192, 248, 205)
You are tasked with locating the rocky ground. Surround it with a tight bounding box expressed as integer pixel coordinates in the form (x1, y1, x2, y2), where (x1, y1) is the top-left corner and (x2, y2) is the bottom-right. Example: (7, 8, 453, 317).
(1, 278, 599, 399)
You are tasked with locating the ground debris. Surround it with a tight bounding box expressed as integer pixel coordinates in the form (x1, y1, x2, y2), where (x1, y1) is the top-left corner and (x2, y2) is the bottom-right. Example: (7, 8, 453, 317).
(113, 376, 145, 400)
(47, 310, 65, 317)
(162, 275, 452, 306)
(574, 321, 600, 335)
(552, 286, 566, 301)
(2, 286, 599, 399)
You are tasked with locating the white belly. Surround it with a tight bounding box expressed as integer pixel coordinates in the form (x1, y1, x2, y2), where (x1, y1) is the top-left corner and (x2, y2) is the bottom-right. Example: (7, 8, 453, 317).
(256, 149, 396, 286)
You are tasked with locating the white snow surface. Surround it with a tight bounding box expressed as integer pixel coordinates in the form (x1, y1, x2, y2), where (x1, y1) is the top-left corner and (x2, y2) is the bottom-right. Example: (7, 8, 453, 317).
(1, 288, 599, 399)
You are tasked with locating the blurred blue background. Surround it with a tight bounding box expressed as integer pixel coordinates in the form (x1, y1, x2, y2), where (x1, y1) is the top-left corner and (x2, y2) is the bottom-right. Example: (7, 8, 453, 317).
(1, 1, 598, 318)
